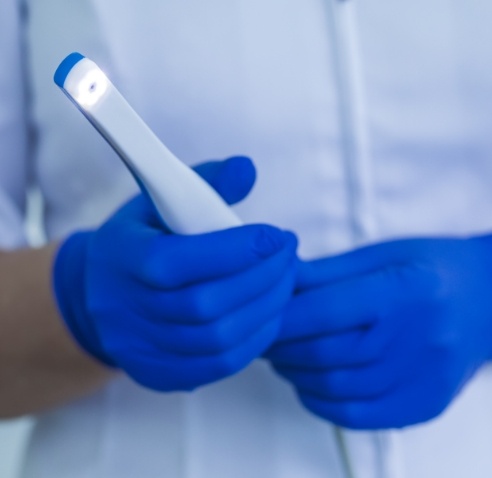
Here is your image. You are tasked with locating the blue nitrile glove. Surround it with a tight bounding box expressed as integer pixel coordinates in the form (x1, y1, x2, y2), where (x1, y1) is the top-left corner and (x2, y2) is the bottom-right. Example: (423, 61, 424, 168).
(266, 236, 492, 429)
(54, 156, 298, 391)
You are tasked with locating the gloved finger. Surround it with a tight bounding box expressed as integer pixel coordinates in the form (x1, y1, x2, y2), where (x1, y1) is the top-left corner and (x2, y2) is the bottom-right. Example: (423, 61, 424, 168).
(117, 315, 282, 392)
(109, 193, 165, 230)
(134, 236, 297, 323)
(276, 269, 402, 342)
(265, 324, 391, 369)
(297, 391, 391, 429)
(296, 238, 425, 291)
(274, 355, 403, 401)
(146, 265, 296, 354)
(192, 156, 256, 205)
(297, 383, 443, 430)
(115, 224, 296, 289)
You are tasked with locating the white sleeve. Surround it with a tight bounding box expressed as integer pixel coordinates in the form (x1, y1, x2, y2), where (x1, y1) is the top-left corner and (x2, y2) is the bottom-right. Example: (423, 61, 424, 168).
(0, 0, 28, 249)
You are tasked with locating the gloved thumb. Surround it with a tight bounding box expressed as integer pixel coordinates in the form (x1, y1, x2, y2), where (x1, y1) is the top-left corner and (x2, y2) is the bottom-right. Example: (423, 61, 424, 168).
(193, 156, 257, 205)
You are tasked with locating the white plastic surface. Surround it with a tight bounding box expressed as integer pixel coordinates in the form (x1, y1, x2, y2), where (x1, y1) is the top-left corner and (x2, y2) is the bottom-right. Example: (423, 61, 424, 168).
(61, 58, 242, 235)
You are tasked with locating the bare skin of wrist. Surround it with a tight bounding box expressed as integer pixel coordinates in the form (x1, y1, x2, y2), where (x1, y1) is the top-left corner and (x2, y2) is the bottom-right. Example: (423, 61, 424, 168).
(0, 243, 114, 419)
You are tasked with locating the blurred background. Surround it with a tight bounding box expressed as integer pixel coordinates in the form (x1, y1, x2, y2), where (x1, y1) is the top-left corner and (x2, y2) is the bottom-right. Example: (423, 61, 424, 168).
(0, 419, 32, 477)
(0, 189, 46, 478)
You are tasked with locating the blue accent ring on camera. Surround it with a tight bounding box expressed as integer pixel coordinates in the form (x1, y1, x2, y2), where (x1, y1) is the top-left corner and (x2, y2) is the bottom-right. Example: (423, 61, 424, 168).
(54, 52, 86, 88)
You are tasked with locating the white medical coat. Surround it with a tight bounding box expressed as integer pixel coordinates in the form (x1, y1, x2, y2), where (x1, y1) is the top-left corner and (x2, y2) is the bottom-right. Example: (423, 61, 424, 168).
(1, 0, 492, 477)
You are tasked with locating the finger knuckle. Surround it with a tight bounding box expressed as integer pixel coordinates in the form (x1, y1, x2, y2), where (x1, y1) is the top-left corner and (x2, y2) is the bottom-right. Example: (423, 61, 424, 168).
(187, 289, 218, 321)
(207, 324, 236, 353)
(425, 392, 450, 422)
(429, 329, 459, 363)
(140, 239, 174, 287)
(405, 264, 444, 303)
(250, 226, 286, 259)
(337, 403, 364, 429)
(85, 292, 112, 320)
(358, 339, 381, 363)
(323, 372, 348, 397)
(155, 268, 176, 290)
(309, 342, 331, 365)
(212, 352, 243, 379)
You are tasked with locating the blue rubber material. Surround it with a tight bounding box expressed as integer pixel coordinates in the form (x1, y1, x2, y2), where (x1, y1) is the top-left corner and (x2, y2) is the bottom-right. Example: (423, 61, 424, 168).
(53, 158, 302, 392)
(54, 52, 85, 88)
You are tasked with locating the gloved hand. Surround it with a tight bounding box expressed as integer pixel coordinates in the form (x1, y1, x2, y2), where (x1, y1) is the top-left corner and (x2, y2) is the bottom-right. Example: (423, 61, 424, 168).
(54, 156, 298, 391)
(266, 236, 492, 429)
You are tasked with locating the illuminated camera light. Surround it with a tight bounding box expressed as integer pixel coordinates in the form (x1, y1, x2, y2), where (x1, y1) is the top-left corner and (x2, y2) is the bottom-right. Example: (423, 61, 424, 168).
(75, 69, 109, 107)
(60, 57, 110, 109)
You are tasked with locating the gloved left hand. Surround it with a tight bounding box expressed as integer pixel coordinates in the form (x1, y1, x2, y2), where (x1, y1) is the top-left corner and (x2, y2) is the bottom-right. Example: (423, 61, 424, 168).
(266, 235, 492, 429)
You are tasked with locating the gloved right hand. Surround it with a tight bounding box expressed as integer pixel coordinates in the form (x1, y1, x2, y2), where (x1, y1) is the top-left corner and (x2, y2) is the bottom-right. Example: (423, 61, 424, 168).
(53, 156, 298, 391)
